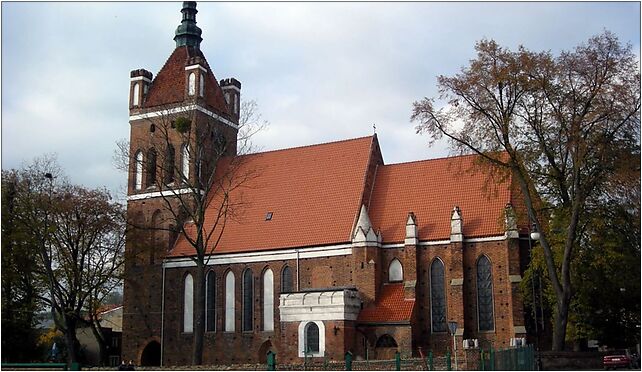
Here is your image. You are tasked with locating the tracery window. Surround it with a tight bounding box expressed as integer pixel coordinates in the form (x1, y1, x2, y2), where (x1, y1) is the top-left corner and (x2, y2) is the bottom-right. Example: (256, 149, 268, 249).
(430, 258, 447, 332)
(243, 269, 253, 331)
(206, 271, 215, 332)
(225, 271, 235, 331)
(477, 255, 495, 331)
(388, 258, 403, 282)
(281, 266, 293, 293)
(305, 322, 319, 353)
(134, 151, 143, 190)
(263, 269, 274, 331)
(183, 274, 193, 333)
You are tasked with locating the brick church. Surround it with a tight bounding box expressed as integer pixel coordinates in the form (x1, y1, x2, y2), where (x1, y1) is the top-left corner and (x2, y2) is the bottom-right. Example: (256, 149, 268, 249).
(122, 2, 531, 366)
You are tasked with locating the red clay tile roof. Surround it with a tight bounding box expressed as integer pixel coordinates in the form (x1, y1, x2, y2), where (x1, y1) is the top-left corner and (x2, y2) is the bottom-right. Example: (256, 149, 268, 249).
(368, 155, 513, 243)
(358, 283, 415, 323)
(169, 136, 377, 257)
(143, 46, 230, 117)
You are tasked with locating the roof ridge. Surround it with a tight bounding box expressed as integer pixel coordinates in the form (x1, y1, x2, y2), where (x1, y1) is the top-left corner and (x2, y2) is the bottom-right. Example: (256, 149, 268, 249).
(241, 135, 374, 157)
(381, 151, 508, 168)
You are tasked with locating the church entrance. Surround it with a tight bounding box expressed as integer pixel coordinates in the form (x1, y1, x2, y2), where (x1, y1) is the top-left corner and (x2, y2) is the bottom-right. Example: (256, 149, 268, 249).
(140, 341, 161, 366)
(374, 334, 398, 360)
(258, 340, 275, 363)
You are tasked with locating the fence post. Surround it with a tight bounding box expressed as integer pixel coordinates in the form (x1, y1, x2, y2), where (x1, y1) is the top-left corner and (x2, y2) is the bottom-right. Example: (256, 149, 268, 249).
(267, 350, 276, 371)
(428, 350, 433, 371)
(446, 351, 452, 371)
(480, 349, 485, 371)
(345, 351, 353, 371)
(395, 351, 401, 371)
(489, 348, 495, 371)
(69, 362, 80, 371)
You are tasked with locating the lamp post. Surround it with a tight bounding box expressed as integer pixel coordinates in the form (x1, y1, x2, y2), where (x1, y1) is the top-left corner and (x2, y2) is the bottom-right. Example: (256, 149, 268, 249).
(448, 321, 458, 371)
(529, 221, 543, 370)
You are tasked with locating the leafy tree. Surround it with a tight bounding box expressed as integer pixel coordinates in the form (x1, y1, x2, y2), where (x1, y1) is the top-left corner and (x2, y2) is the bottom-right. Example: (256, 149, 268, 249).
(115, 100, 266, 365)
(3, 156, 126, 365)
(412, 31, 640, 350)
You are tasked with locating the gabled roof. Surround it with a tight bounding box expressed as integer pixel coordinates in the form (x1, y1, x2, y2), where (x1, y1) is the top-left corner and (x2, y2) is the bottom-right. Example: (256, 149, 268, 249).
(142, 46, 230, 117)
(368, 155, 513, 242)
(169, 136, 377, 257)
(357, 283, 415, 323)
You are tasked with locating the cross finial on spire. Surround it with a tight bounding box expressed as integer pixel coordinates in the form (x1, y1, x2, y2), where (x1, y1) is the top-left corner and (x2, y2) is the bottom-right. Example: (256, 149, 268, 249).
(373, 123, 377, 134)
(174, 2, 203, 48)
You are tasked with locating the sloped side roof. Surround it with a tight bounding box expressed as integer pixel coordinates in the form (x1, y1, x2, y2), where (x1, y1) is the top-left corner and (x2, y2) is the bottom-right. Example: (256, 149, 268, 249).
(368, 154, 513, 243)
(169, 136, 376, 257)
(143, 46, 230, 116)
(357, 283, 415, 323)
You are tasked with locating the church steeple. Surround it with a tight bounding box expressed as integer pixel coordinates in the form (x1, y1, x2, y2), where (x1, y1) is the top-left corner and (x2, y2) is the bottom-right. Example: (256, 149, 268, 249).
(174, 2, 203, 48)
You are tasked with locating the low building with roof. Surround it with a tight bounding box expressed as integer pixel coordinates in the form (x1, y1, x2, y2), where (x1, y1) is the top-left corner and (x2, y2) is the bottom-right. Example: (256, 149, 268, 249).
(122, 2, 531, 367)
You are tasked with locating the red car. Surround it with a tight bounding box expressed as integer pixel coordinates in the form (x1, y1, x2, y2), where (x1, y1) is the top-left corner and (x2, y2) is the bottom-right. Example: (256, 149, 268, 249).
(603, 351, 632, 370)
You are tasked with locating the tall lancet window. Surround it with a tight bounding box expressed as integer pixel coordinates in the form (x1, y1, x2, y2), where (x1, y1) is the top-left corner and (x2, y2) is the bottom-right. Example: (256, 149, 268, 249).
(181, 144, 190, 180)
(263, 269, 274, 331)
(199, 74, 205, 97)
(206, 271, 216, 332)
(134, 151, 143, 190)
(477, 255, 495, 331)
(430, 258, 447, 332)
(188, 72, 196, 96)
(183, 273, 194, 333)
(132, 83, 140, 106)
(281, 266, 293, 293)
(225, 271, 235, 332)
(242, 269, 254, 331)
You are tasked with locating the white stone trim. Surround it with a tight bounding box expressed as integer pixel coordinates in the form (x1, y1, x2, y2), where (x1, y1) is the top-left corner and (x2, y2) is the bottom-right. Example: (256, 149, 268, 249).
(509, 275, 522, 283)
(130, 76, 152, 83)
(221, 85, 241, 93)
(513, 326, 527, 334)
(129, 104, 239, 130)
(450, 278, 464, 286)
(298, 321, 325, 358)
(127, 187, 202, 201)
(185, 64, 208, 73)
(381, 235, 507, 249)
(164, 244, 353, 268)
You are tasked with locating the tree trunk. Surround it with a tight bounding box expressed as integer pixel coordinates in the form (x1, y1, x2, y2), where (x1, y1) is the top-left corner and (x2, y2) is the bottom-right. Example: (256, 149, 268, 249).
(89, 318, 108, 366)
(191, 263, 205, 365)
(552, 296, 570, 351)
(64, 315, 79, 366)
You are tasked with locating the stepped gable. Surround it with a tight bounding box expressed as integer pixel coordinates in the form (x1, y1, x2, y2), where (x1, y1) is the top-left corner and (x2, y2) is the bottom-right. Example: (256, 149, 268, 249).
(357, 283, 415, 323)
(368, 154, 514, 243)
(142, 46, 230, 117)
(169, 136, 377, 257)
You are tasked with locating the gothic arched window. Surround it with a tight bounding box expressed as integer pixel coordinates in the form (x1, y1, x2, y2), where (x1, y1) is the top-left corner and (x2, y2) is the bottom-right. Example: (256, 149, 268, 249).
(225, 271, 235, 332)
(263, 269, 274, 331)
(388, 258, 403, 282)
(188, 72, 196, 96)
(183, 273, 193, 333)
(181, 143, 189, 181)
(430, 258, 447, 332)
(305, 322, 319, 353)
(242, 269, 253, 331)
(199, 74, 205, 97)
(206, 271, 215, 332)
(164, 144, 175, 184)
(146, 148, 157, 187)
(281, 266, 293, 293)
(134, 151, 143, 190)
(132, 83, 140, 106)
(477, 255, 495, 331)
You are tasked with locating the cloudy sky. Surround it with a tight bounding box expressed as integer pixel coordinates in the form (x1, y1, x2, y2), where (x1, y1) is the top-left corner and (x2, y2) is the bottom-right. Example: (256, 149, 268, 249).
(2, 2, 640, 199)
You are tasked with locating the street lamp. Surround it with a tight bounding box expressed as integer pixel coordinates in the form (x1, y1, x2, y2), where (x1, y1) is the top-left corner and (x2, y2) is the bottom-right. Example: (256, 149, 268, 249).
(448, 321, 458, 371)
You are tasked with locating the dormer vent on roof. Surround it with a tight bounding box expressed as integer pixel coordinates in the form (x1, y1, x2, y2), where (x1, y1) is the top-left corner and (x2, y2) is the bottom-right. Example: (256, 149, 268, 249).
(174, 1, 203, 48)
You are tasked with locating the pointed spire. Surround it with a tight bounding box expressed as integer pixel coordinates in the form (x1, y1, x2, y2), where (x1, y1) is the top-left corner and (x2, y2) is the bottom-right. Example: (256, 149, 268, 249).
(405, 212, 418, 246)
(174, 2, 203, 48)
(450, 206, 463, 242)
(352, 205, 378, 245)
(354, 205, 372, 234)
(504, 203, 518, 238)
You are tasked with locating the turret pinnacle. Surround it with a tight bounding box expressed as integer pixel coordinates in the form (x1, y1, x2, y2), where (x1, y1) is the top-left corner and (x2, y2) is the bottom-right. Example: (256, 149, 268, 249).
(174, 2, 203, 48)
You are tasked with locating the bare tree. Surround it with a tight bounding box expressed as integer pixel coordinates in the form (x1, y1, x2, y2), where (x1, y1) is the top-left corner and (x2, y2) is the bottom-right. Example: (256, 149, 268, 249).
(116, 99, 267, 364)
(4, 155, 126, 365)
(411, 31, 640, 350)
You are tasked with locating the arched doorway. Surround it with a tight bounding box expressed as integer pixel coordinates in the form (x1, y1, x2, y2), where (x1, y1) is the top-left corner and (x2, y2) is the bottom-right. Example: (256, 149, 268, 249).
(258, 340, 275, 363)
(374, 334, 398, 360)
(140, 341, 161, 366)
